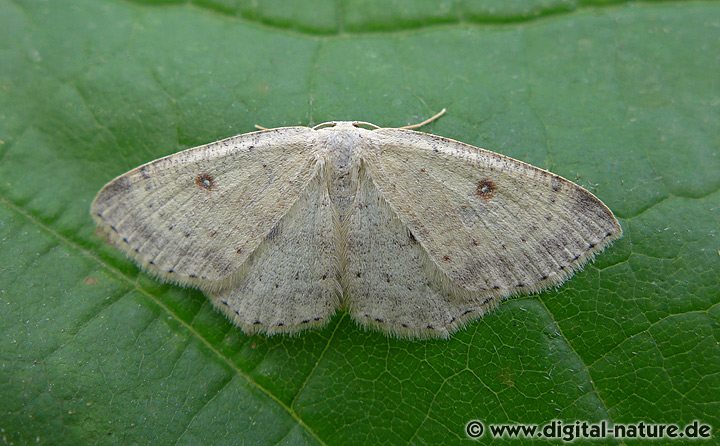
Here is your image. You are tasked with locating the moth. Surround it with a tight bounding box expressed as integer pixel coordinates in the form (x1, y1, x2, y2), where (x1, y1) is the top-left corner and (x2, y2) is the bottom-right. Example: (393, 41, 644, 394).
(92, 110, 622, 339)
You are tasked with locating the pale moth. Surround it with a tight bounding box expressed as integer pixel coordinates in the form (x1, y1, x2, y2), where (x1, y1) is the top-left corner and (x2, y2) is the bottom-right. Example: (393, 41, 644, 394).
(92, 110, 622, 339)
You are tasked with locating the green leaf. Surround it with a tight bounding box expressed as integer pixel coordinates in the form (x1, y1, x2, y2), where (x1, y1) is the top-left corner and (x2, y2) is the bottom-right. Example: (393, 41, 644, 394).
(1, 0, 718, 444)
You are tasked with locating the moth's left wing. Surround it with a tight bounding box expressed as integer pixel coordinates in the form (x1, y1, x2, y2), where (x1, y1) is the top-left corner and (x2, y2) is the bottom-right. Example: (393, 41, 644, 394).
(91, 127, 320, 290)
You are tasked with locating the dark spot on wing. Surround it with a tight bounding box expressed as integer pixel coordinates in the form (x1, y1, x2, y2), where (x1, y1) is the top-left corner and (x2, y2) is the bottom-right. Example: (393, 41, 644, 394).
(475, 178, 496, 200)
(195, 173, 215, 190)
(551, 177, 563, 192)
(266, 224, 280, 240)
(103, 176, 132, 198)
(573, 189, 614, 221)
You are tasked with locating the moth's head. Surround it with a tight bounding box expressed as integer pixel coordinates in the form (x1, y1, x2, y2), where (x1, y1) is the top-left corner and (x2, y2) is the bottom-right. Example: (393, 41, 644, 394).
(312, 121, 380, 131)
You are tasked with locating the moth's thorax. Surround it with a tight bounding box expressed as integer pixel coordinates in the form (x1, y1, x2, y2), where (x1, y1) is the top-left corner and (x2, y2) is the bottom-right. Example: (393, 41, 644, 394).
(316, 123, 372, 216)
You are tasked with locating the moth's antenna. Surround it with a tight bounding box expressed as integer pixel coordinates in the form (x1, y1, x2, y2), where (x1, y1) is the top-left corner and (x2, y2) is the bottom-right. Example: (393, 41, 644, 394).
(399, 108, 447, 130)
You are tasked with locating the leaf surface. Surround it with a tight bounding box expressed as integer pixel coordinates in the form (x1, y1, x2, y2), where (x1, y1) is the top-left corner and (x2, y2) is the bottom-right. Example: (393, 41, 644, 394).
(1, 0, 718, 444)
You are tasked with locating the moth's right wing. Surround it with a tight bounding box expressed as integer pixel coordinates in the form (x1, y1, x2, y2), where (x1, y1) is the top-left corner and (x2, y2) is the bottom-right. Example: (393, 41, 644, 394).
(360, 128, 621, 296)
(91, 127, 320, 290)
